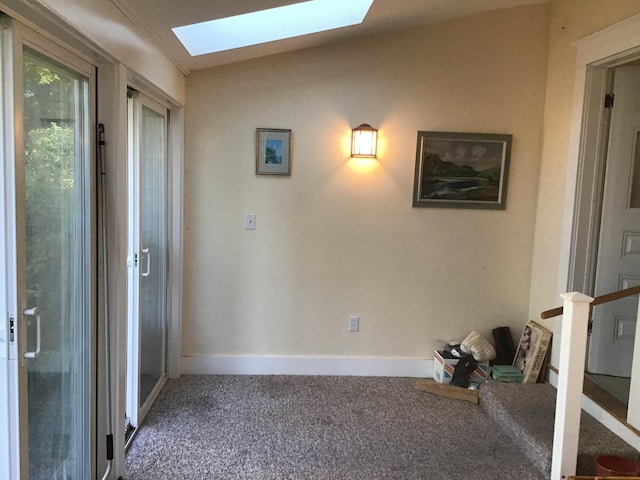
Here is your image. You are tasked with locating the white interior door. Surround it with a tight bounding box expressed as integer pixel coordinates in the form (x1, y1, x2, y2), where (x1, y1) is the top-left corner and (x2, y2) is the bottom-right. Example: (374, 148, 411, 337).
(0, 16, 95, 479)
(126, 91, 168, 431)
(588, 64, 640, 377)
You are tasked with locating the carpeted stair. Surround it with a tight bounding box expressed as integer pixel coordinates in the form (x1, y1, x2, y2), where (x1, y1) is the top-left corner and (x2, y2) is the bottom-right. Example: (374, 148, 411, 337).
(480, 382, 640, 477)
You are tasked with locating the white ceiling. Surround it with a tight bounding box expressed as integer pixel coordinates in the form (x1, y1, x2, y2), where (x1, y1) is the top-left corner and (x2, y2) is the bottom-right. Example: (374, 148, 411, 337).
(112, 0, 548, 73)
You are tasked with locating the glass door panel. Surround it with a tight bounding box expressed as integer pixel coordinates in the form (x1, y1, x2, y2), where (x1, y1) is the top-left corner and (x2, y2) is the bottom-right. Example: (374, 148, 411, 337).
(22, 47, 91, 479)
(138, 104, 167, 406)
(126, 92, 167, 432)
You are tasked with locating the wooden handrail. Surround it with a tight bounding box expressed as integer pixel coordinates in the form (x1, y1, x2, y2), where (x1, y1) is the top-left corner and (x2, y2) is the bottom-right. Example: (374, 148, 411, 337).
(540, 285, 640, 319)
(541, 306, 564, 320)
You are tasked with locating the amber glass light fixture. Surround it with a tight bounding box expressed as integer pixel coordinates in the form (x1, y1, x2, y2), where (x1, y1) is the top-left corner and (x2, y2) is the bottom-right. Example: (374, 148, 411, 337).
(351, 123, 378, 158)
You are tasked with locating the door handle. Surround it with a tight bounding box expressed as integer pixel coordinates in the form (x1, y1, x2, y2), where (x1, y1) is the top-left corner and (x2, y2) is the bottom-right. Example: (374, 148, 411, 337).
(23, 307, 41, 359)
(141, 247, 151, 277)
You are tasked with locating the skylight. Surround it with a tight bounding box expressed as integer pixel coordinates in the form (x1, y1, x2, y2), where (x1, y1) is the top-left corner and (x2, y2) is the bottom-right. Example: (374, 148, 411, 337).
(172, 0, 375, 56)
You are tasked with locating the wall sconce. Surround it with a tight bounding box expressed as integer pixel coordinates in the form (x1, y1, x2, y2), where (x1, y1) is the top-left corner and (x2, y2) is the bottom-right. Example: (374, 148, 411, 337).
(351, 123, 378, 158)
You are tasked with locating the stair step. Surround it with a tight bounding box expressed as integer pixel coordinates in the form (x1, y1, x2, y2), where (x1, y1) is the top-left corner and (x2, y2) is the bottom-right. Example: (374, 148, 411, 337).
(480, 382, 640, 477)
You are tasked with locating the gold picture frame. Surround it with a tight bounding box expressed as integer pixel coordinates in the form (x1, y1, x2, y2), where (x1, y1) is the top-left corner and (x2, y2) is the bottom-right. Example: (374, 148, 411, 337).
(256, 128, 292, 175)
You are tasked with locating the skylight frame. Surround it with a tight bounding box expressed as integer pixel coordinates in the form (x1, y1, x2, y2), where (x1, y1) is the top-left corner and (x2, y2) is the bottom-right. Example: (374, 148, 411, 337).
(172, 0, 375, 56)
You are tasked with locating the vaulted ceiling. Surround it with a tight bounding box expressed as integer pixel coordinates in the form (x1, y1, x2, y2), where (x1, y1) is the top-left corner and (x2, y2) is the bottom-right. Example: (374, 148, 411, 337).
(112, 0, 548, 73)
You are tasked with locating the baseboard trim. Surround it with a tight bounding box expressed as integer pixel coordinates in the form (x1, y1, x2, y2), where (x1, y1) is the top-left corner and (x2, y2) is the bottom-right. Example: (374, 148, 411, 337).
(181, 355, 432, 378)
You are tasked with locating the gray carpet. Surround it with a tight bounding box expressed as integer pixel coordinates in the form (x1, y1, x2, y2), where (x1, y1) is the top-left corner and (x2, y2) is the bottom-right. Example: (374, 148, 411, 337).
(481, 382, 640, 477)
(125, 375, 544, 479)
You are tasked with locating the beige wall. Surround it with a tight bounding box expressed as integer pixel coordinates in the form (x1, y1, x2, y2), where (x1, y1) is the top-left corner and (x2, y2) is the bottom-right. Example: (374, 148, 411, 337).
(33, 0, 185, 103)
(529, 0, 640, 330)
(182, 4, 550, 360)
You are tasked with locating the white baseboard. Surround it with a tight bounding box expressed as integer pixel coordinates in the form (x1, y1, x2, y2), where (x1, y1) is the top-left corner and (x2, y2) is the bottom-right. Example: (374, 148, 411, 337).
(181, 355, 432, 378)
(548, 370, 640, 450)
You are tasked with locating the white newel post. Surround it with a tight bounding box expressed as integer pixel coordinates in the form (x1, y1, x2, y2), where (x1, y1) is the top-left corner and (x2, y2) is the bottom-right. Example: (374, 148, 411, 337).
(551, 292, 594, 480)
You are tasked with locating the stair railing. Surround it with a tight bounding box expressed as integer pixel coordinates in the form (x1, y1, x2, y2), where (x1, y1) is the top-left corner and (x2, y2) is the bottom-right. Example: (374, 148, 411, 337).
(540, 285, 640, 480)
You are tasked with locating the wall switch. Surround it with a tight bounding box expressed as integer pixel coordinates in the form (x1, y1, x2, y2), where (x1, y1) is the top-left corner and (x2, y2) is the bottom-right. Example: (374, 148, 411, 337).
(245, 214, 256, 230)
(348, 315, 359, 332)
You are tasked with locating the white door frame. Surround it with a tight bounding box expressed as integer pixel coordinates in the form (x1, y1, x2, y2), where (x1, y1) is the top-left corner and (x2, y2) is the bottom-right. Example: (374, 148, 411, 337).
(587, 65, 640, 376)
(126, 89, 169, 431)
(562, 13, 640, 431)
(0, 14, 97, 478)
(125, 90, 141, 430)
(0, 14, 22, 479)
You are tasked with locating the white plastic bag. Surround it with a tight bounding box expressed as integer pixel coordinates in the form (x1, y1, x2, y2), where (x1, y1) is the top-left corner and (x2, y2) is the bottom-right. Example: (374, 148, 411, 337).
(460, 330, 496, 362)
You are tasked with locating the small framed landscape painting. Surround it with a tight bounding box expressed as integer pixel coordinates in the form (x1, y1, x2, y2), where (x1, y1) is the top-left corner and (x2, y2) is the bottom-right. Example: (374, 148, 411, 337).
(412, 131, 512, 209)
(256, 128, 292, 175)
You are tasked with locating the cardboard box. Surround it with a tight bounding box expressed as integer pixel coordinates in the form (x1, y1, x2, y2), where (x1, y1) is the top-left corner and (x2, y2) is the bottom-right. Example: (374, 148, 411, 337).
(432, 350, 490, 384)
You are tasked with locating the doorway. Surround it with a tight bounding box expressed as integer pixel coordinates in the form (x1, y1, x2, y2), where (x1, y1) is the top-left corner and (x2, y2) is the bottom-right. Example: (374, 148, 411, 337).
(587, 64, 640, 386)
(582, 62, 640, 407)
(571, 59, 640, 409)
(125, 90, 169, 439)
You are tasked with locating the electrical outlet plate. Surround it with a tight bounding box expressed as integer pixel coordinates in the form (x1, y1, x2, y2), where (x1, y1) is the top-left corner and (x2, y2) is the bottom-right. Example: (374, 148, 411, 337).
(348, 315, 359, 332)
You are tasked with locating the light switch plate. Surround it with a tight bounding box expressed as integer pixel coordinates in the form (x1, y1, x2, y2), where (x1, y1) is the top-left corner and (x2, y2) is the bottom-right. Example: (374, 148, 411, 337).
(245, 214, 256, 230)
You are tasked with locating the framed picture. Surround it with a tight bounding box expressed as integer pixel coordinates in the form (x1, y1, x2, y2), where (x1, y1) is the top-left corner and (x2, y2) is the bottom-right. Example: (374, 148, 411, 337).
(256, 128, 292, 175)
(412, 131, 512, 209)
(513, 321, 552, 384)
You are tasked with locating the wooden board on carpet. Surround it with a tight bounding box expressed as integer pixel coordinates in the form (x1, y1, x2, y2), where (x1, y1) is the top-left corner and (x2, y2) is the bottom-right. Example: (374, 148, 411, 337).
(414, 378, 479, 404)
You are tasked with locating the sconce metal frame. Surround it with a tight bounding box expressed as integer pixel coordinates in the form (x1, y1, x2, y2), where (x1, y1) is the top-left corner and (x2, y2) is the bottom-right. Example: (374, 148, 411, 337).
(351, 123, 378, 158)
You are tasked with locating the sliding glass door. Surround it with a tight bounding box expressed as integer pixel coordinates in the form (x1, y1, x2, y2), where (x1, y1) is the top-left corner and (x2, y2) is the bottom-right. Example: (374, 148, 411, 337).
(126, 91, 168, 431)
(0, 17, 95, 479)
(22, 46, 93, 480)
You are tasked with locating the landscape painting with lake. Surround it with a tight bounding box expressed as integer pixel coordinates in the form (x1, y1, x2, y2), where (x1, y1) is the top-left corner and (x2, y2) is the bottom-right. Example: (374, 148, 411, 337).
(412, 131, 511, 209)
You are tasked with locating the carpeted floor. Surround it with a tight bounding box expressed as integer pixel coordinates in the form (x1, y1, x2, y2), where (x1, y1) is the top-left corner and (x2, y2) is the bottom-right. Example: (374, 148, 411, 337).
(125, 375, 545, 480)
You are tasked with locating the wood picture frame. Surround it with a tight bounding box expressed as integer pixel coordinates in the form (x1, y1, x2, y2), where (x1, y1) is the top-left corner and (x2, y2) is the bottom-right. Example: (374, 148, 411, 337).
(256, 128, 292, 175)
(412, 131, 512, 209)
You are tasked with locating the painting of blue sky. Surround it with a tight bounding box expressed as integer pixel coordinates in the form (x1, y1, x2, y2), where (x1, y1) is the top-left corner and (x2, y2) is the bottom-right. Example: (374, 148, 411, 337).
(265, 139, 283, 164)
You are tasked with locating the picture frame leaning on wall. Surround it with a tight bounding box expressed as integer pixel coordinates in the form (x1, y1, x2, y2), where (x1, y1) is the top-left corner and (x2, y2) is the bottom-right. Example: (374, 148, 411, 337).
(513, 321, 552, 383)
